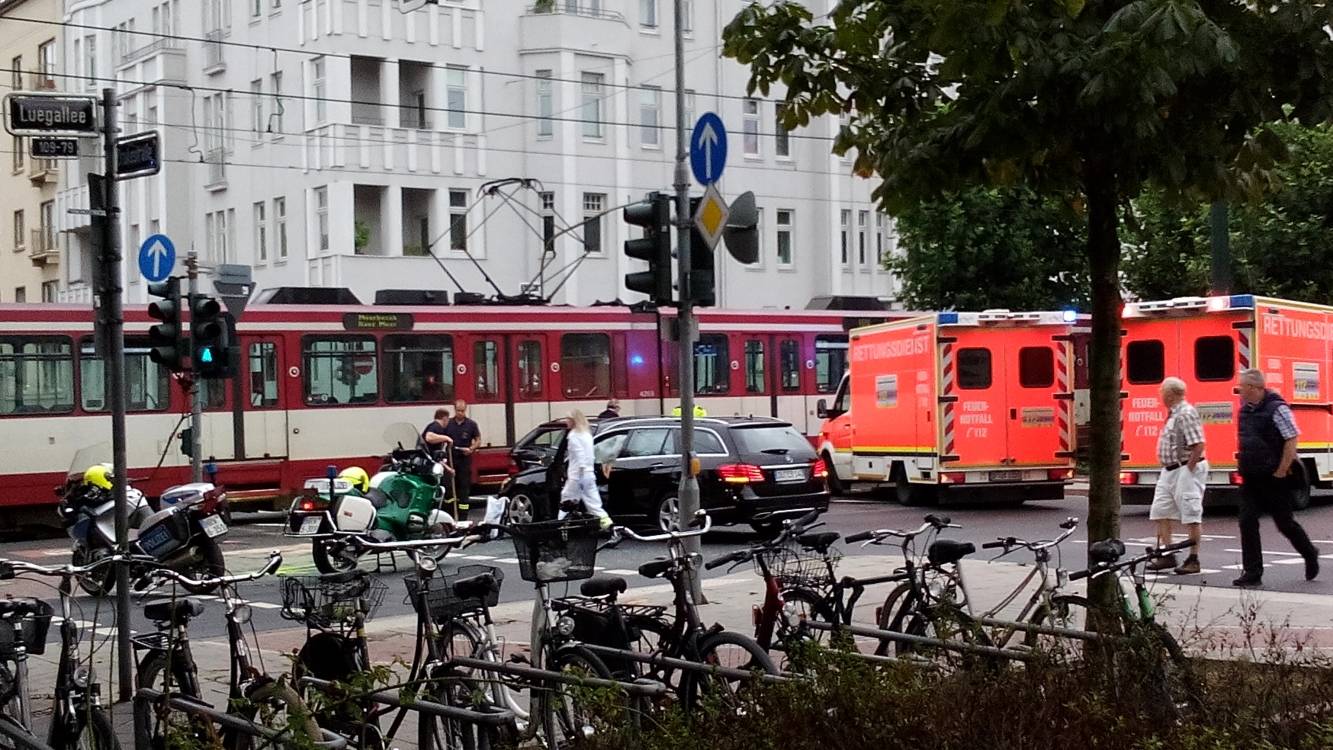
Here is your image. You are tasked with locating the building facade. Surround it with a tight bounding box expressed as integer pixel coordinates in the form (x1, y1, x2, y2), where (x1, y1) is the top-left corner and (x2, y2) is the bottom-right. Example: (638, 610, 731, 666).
(0, 0, 62, 303)
(47, 0, 899, 309)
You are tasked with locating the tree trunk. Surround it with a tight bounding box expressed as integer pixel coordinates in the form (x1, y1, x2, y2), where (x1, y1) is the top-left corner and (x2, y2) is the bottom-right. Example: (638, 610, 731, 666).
(1083, 163, 1124, 619)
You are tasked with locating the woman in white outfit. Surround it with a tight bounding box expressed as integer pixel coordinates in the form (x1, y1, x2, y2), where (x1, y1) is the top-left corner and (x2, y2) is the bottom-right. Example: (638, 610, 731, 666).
(560, 410, 612, 528)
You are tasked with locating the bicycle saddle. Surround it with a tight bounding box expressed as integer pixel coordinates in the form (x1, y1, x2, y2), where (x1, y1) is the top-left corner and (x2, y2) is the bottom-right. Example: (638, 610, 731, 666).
(638, 558, 674, 580)
(797, 531, 841, 553)
(452, 572, 500, 601)
(0, 598, 47, 618)
(1089, 539, 1126, 564)
(143, 599, 205, 625)
(580, 575, 628, 598)
(927, 539, 976, 566)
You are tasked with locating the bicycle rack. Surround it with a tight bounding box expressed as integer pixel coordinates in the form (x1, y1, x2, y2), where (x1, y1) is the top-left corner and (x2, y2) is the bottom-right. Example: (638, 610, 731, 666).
(448, 655, 671, 697)
(0, 720, 56, 750)
(801, 621, 1038, 662)
(971, 616, 1114, 643)
(299, 676, 518, 728)
(132, 688, 350, 750)
(577, 643, 794, 684)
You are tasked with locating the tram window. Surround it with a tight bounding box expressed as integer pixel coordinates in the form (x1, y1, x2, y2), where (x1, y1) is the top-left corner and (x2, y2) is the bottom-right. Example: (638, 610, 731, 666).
(958, 348, 993, 390)
(249, 342, 279, 407)
(0, 337, 74, 415)
(561, 333, 611, 399)
(695, 335, 730, 395)
(780, 339, 801, 391)
(303, 337, 379, 405)
(815, 335, 848, 393)
(517, 340, 543, 398)
(383, 335, 454, 403)
(1019, 346, 1055, 388)
(474, 340, 499, 399)
(1126, 340, 1165, 385)
(1195, 336, 1235, 382)
(80, 340, 170, 412)
(744, 339, 765, 394)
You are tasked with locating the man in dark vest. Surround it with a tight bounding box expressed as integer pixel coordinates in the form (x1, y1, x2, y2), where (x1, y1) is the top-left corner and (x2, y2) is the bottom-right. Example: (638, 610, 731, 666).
(1234, 369, 1320, 587)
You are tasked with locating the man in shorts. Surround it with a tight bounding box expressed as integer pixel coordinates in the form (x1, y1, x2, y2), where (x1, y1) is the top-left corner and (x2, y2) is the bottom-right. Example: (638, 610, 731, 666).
(1149, 377, 1207, 575)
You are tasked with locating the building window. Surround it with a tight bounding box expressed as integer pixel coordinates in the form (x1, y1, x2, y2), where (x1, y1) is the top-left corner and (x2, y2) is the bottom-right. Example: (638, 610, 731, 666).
(876, 214, 885, 264)
(743, 99, 760, 155)
(314, 187, 328, 252)
(449, 190, 468, 251)
(839, 210, 850, 265)
(446, 67, 466, 129)
(640, 86, 661, 147)
(273, 197, 288, 259)
(561, 333, 611, 398)
(540, 191, 555, 254)
(251, 0, 262, 17)
(775, 102, 790, 157)
(269, 72, 284, 132)
(254, 202, 267, 262)
(682, 0, 692, 31)
(12, 210, 23, 251)
(84, 35, 97, 84)
(581, 72, 604, 139)
(857, 210, 868, 266)
(302, 337, 379, 405)
(535, 70, 553, 138)
(312, 57, 326, 124)
(250, 79, 264, 134)
(10, 57, 21, 91)
(776, 209, 793, 267)
(640, 0, 656, 28)
(582, 193, 605, 255)
(41, 281, 57, 302)
(383, 335, 455, 403)
(11, 136, 22, 173)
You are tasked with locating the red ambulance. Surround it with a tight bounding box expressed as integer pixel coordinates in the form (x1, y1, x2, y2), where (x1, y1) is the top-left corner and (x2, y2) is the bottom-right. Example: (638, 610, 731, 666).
(1120, 294, 1331, 509)
(818, 311, 1079, 504)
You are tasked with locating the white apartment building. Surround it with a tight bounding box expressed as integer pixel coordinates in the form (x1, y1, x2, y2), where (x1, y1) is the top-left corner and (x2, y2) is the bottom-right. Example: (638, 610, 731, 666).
(52, 0, 900, 309)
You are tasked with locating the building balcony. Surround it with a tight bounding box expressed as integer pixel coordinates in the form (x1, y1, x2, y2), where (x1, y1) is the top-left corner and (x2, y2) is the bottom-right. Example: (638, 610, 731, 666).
(203, 30, 225, 73)
(120, 37, 183, 67)
(305, 123, 487, 178)
(57, 183, 92, 232)
(28, 158, 58, 184)
(29, 228, 58, 267)
(205, 148, 227, 190)
(58, 285, 93, 304)
(519, 2, 632, 55)
(28, 72, 56, 90)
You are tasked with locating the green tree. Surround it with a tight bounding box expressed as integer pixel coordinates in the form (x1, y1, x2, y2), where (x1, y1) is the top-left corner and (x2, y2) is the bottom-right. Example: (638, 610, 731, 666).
(723, 0, 1333, 606)
(889, 186, 1090, 311)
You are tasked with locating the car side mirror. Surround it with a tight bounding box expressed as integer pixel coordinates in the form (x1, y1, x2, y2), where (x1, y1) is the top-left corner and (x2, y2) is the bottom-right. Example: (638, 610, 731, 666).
(816, 399, 829, 419)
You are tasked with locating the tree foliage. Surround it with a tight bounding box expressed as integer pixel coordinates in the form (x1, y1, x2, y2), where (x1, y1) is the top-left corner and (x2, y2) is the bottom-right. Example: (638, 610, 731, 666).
(722, 0, 1333, 605)
(889, 187, 1090, 311)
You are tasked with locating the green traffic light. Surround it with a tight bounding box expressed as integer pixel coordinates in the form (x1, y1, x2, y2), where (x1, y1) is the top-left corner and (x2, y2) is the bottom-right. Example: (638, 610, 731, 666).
(199, 347, 214, 364)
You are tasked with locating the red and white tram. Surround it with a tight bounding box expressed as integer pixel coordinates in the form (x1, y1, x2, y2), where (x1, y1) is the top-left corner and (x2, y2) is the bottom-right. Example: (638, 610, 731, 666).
(0, 296, 904, 514)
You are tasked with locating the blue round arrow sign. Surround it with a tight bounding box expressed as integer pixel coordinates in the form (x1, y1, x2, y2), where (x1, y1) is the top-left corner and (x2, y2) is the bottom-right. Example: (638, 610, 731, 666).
(689, 112, 728, 185)
(138, 234, 176, 282)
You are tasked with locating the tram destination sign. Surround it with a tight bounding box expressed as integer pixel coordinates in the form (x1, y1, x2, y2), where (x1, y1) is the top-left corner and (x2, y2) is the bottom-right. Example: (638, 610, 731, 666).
(4, 93, 98, 137)
(342, 312, 415, 331)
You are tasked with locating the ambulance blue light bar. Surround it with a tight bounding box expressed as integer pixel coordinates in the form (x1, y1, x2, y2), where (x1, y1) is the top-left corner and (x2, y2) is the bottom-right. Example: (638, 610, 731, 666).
(938, 312, 959, 324)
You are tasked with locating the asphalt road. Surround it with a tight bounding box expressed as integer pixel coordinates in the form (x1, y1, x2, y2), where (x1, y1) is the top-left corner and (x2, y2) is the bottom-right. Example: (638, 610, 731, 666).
(4, 492, 1332, 644)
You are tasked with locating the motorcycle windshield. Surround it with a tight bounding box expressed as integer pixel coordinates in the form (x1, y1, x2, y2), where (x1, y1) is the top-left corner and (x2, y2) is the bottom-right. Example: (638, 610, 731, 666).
(68, 442, 112, 480)
(383, 423, 421, 450)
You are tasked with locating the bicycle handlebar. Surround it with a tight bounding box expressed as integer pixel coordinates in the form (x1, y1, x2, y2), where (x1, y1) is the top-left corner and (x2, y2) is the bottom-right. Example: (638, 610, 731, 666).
(981, 540, 1009, 550)
(141, 552, 283, 589)
(1069, 538, 1196, 581)
(984, 519, 1081, 555)
(705, 549, 749, 570)
(844, 530, 874, 544)
(0, 552, 141, 580)
(847, 517, 960, 546)
(615, 514, 713, 543)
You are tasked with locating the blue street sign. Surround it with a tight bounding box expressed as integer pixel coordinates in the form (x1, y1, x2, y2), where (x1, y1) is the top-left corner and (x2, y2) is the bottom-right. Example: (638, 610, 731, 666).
(689, 112, 728, 185)
(138, 233, 176, 282)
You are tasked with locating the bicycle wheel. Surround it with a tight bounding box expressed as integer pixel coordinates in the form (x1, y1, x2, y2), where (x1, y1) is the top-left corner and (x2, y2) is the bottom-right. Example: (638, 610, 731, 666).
(538, 645, 615, 749)
(65, 708, 119, 750)
(1140, 622, 1202, 718)
(873, 581, 915, 656)
(1025, 594, 1092, 662)
(0, 658, 27, 750)
(0, 715, 29, 750)
(899, 601, 997, 671)
(135, 650, 215, 750)
(681, 630, 776, 717)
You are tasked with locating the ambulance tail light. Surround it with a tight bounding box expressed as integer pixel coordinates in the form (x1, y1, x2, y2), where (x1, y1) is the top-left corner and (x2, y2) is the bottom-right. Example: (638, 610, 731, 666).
(1047, 468, 1074, 482)
(941, 472, 967, 484)
(812, 458, 829, 480)
(718, 464, 766, 484)
(1119, 471, 1138, 485)
(1229, 472, 1244, 486)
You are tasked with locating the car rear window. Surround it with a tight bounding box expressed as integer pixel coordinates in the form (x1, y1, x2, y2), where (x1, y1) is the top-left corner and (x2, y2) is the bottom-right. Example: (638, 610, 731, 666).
(729, 425, 815, 459)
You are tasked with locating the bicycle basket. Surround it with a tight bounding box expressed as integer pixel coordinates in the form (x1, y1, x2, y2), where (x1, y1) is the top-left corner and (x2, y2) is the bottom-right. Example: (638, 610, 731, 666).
(509, 518, 601, 583)
(403, 564, 504, 621)
(279, 573, 388, 629)
(757, 545, 839, 590)
(0, 600, 53, 657)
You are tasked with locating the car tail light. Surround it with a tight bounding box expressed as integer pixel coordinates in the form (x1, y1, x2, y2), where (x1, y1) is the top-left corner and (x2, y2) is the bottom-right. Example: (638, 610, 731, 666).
(812, 458, 829, 479)
(1229, 471, 1244, 485)
(1119, 471, 1138, 485)
(507, 458, 520, 477)
(1047, 468, 1074, 481)
(941, 472, 967, 484)
(717, 464, 766, 484)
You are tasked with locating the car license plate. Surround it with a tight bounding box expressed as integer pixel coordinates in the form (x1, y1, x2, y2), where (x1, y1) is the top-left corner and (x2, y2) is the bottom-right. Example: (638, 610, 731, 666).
(774, 468, 806, 483)
(989, 470, 1023, 482)
(200, 514, 228, 538)
(298, 516, 322, 536)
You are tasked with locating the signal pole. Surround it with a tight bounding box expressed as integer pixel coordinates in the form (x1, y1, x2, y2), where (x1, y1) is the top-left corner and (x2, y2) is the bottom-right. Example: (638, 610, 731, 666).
(673, 0, 704, 601)
(187, 249, 203, 482)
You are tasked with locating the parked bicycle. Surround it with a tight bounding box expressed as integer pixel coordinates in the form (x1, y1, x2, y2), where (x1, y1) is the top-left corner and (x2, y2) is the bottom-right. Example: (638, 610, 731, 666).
(0, 554, 120, 749)
(131, 551, 323, 750)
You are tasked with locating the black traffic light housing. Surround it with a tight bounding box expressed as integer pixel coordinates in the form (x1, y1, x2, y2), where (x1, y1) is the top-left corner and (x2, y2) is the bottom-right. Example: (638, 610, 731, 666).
(623, 191, 674, 306)
(190, 294, 232, 379)
(146, 278, 186, 372)
(687, 197, 716, 307)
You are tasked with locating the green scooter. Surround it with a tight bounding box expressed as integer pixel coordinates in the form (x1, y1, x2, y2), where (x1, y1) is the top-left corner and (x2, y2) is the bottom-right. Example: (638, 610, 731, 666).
(286, 424, 459, 573)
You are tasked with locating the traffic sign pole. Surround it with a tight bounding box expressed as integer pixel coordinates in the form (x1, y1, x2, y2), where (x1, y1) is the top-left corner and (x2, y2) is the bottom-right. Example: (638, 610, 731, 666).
(187, 250, 203, 483)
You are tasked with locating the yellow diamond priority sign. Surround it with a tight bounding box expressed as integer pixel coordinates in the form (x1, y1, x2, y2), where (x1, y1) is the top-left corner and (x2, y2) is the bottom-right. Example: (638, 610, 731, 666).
(693, 184, 729, 250)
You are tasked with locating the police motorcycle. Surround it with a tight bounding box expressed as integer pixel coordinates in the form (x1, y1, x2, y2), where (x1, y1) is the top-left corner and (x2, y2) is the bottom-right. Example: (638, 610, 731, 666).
(286, 424, 459, 573)
(57, 444, 231, 595)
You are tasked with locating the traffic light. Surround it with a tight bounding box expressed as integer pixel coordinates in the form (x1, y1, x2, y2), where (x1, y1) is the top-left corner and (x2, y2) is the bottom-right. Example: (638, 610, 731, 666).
(147, 278, 186, 372)
(190, 294, 231, 379)
(623, 191, 673, 306)
(687, 197, 715, 307)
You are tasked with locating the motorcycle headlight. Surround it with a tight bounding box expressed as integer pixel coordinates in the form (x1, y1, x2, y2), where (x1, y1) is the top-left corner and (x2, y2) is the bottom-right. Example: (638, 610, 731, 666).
(555, 616, 577, 637)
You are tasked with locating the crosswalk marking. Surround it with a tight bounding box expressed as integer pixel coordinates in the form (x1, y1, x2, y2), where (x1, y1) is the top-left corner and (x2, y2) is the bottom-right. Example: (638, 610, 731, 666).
(602, 569, 639, 576)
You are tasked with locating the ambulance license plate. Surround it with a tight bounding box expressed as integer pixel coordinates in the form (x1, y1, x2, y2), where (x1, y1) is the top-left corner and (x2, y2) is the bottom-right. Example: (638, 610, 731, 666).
(200, 514, 228, 538)
(774, 468, 806, 483)
(989, 471, 1023, 482)
(298, 516, 323, 535)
